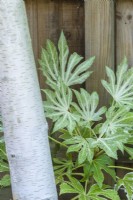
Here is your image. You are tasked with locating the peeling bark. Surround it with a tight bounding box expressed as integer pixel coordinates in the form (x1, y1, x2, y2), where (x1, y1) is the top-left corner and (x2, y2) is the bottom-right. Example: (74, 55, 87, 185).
(0, 0, 57, 199)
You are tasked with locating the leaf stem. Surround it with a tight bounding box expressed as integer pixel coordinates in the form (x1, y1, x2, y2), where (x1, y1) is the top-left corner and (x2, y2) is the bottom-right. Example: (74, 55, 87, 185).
(109, 165, 133, 171)
(74, 129, 79, 136)
(85, 180, 88, 194)
(112, 100, 115, 107)
(91, 128, 98, 139)
(75, 126, 81, 136)
(72, 164, 84, 171)
(71, 173, 84, 176)
(48, 136, 68, 148)
(0, 149, 7, 158)
(77, 128, 81, 135)
(71, 195, 80, 200)
(95, 150, 104, 158)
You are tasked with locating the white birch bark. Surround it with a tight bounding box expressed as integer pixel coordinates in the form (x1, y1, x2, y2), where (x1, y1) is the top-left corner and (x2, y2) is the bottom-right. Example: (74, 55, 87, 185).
(0, 0, 57, 199)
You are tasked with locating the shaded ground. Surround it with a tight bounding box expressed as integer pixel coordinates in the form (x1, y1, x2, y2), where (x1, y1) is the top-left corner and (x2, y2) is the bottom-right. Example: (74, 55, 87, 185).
(0, 187, 12, 200)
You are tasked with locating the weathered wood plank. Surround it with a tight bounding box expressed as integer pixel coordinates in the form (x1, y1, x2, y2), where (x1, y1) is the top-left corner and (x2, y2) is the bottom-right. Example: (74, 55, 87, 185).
(48, 0, 60, 44)
(116, 0, 133, 189)
(37, 0, 84, 54)
(36, 0, 85, 90)
(85, 0, 115, 186)
(25, 0, 38, 66)
(116, 0, 133, 66)
(60, 0, 84, 55)
(37, 0, 50, 89)
(85, 0, 115, 106)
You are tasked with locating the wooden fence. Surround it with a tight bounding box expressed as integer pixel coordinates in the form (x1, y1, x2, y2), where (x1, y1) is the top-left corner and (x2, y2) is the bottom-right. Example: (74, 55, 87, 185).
(25, 0, 133, 199)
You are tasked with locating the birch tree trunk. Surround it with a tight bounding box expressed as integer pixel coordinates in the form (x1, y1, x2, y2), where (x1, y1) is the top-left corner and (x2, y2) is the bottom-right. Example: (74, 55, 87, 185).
(0, 0, 57, 199)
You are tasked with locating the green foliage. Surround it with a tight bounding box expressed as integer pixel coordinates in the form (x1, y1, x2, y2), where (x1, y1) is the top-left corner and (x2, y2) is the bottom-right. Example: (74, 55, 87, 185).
(60, 179, 120, 200)
(100, 106, 133, 135)
(0, 144, 9, 173)
(72, 89, 106, 128)
(43, 84, 80, 133)
(97, 131, 130, 159)
(53, 157, 73, 184)
(102, 57, 133, 107)
(60, 176, 87, 200)
(64, 136, 95, 164)
(124, 146, 133, 160)
(0, 132, 10, 188)
(39, 33, 133, 199)
(1, 32, 133, 199)
(87, 154, 116, 188)
(0, 174, 10, 188)
(88, 184, 120, 200)
(39, 31, 94, 89)
(116, 173, 133, 200)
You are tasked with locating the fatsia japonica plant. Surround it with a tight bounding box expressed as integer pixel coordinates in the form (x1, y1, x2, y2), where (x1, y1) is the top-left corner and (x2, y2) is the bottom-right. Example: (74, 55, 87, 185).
(0, 31, 133, 199)
(39, 32, 133, 200)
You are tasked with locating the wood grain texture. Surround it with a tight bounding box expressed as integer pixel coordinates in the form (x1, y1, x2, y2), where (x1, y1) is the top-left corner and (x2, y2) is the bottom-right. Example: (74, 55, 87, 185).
(116, 0, 133, 66)
(25, 0, 38, 67)
(25, 0, 84, 90)
(85, 0, 115, 187)
(85, 0, 115, 106)
(116, 0, 133, 189)
(60, 0, 84, 55)
(37, 0, 50, 89)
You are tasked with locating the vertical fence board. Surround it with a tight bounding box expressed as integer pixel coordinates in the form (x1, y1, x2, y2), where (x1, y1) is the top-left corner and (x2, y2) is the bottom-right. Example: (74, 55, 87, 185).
(48, 0, 60, 43)
(85, 0, 115, 186)
(60, 0, 84, 55)
(36, 0, 84, 88)
(116, 0, 133, 66)
(25, 0, 38, 67)
(116, 0, 133, 193)
(37, 0, 52, 89)
(85, 0, 115, 106)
